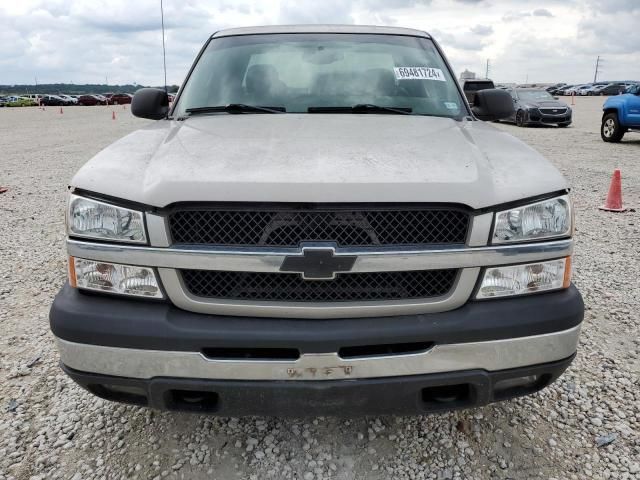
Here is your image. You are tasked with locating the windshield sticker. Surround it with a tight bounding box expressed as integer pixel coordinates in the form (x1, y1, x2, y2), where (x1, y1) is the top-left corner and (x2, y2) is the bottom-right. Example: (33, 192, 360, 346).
(444, 102, 458, 110)
(394, 67, 446, 82)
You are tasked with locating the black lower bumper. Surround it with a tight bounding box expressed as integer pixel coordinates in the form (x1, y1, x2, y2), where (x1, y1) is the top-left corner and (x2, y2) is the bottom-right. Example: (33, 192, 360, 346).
(525, 111, 572, 125)
(50, 284, 583, 353)
(62, 355, 574, 416)
(51, 284, 583, 415)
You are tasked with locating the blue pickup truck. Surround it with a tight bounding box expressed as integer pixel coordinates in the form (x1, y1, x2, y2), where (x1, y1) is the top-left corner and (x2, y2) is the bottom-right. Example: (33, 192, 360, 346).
(601, 83, 640, 142)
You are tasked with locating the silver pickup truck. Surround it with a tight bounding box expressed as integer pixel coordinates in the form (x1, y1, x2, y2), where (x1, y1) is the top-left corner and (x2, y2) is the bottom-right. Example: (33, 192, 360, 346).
(50, 25, 583, 415)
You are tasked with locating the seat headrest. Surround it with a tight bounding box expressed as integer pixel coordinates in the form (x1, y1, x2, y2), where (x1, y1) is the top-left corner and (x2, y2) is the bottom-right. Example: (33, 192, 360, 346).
(246, 64, 280, 95)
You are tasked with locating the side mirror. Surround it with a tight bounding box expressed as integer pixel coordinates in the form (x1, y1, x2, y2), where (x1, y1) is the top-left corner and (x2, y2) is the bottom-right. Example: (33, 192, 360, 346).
(471, 89, 515, 121)
(131, 88, 169, 120)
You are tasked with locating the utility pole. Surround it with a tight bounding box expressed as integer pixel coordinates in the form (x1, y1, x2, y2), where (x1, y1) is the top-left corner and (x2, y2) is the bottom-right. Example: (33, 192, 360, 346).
(593, 56, 602, 83)
(485, 59, 490, 79)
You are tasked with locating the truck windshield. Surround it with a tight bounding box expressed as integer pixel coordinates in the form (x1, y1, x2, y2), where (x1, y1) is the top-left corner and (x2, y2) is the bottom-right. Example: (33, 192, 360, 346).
(174, 33, 466, 119)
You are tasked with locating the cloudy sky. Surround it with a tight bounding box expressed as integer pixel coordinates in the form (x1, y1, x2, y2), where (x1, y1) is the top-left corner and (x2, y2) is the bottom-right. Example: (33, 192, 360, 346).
(1, 0, 639, 86)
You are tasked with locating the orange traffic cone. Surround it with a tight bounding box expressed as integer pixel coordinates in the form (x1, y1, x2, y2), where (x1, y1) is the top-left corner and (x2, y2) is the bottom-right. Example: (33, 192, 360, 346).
(599, 169, 626, 212)
(112, 111, 116, 120)
(59, 107, 63, 114)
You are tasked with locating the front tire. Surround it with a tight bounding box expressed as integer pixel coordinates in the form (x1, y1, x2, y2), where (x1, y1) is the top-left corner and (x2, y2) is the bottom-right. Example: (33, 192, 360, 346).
(601, 113, 625, 142)
(516, 110, 526, 127)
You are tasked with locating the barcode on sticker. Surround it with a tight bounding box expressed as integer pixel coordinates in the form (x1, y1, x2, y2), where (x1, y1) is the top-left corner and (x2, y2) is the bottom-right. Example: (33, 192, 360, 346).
(394, 67, 446, 82)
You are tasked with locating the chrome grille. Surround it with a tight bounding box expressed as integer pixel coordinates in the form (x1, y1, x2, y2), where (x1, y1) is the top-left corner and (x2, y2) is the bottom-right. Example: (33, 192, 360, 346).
(181, 269, 458, 302)
(168, 206, 470, 247)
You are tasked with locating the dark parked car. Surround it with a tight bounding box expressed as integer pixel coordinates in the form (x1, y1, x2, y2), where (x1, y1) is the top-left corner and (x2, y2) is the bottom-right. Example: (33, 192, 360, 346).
(545, 83, 566, 94)
(461, 79, 495, 106)
(40, 95, 68, 106)
(109, 93, 133, 105)
(78, 95, 97, 106)
(595, 83, 633, 96)
(78, 95, 105, 106)
(505, 88, 572, 127)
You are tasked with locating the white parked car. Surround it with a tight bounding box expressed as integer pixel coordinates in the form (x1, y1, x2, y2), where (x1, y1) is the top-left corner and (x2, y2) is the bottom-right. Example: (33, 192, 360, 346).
(59, 94, 78, 104)
(24, 94, 44, 104)
(564, 85, 588, 96)
(576, 85, 594, 96)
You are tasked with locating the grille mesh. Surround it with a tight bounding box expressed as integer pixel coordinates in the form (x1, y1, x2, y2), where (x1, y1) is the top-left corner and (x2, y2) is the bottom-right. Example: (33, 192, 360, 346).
(539, 108, 567, 114)
(169, 207, 469, 247)
(181, 269, 458, 302)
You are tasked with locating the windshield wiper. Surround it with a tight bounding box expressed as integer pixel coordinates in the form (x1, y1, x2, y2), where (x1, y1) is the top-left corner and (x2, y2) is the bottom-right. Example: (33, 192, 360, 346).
(180, 104, 286, 119)
(308, 104, 412, 115)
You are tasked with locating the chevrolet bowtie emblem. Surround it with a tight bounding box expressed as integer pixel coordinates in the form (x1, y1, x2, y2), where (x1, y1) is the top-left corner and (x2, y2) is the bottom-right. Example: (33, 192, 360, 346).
(280, 247, 357, 280)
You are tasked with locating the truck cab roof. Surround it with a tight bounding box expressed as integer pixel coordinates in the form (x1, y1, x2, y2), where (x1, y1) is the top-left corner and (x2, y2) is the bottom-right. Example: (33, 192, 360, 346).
(212, 25, 431, 38)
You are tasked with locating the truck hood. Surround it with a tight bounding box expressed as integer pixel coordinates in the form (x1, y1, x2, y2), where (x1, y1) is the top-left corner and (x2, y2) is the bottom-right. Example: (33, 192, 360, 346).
(71, 114, 568, 209)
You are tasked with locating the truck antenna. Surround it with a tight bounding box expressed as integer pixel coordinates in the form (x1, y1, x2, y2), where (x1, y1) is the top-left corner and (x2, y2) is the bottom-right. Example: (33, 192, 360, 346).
(160, 0, 168, 97)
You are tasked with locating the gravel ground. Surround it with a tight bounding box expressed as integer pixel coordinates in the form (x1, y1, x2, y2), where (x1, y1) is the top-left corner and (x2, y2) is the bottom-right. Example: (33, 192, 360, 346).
(1, 98, 639, 480)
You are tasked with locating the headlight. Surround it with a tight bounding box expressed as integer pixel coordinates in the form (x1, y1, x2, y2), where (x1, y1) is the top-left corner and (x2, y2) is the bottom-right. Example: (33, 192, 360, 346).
(493, 195, 571, 244)
(67, 194, 146, 243)
(69, 257, 163, 298)
(476, 257, 571, 299)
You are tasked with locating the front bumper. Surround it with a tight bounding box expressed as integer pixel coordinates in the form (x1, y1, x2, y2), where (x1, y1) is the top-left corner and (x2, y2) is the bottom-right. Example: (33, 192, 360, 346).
(524, 109, 572, 125)
(62, 357, 575, 416)
(50, 284, 583, 415)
